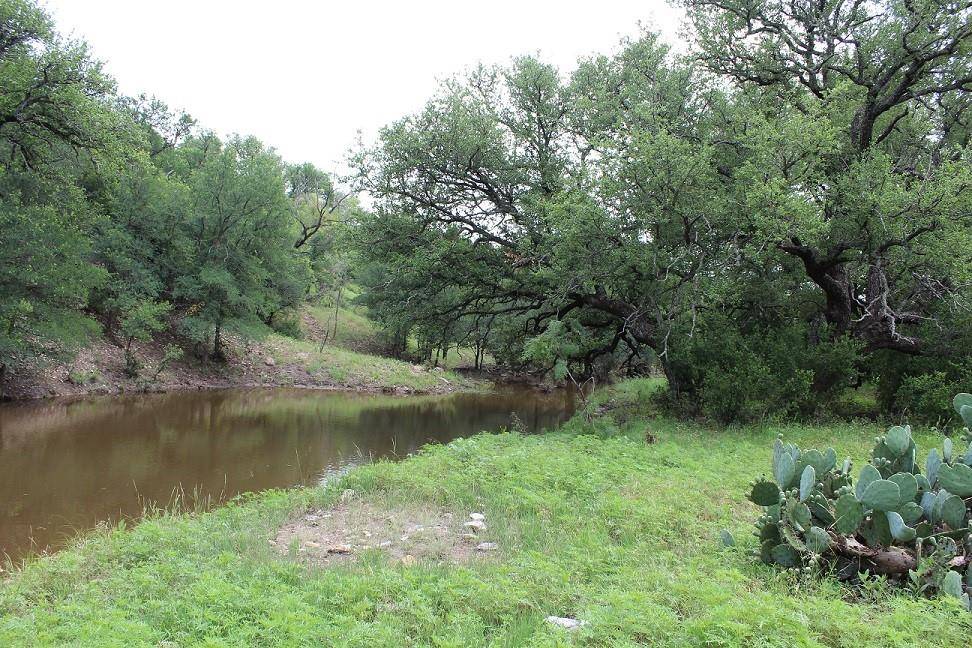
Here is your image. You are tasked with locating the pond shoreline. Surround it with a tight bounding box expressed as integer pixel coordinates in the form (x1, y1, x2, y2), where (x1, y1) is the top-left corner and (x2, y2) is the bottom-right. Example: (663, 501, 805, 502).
(0, 385, 576, 561)
(0, 330, 484, 402)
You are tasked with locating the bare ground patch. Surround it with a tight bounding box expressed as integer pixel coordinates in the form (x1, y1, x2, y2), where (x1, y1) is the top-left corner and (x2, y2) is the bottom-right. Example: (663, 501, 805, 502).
(272, 498, 498, 567)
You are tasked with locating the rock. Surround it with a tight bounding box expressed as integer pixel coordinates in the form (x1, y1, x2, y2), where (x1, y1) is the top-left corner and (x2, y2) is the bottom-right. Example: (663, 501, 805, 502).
(463, 520, 486, 531)
(378, 541, 393, 548)
(545, 616, 587, 631)
(304, 513, 320, 522)
(469, 512, 485, 521)
(304, 540, 321, 548)
(326, 544, 352, 554)
(264, 356, 276, 366)
(476, 542, 497, 552)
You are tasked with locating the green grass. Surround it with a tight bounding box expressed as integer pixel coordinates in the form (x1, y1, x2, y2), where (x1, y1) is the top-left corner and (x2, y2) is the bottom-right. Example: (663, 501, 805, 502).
(1, 380, 969, 646)
(260, 308, 474, 392)
(305, 299, 379, 353)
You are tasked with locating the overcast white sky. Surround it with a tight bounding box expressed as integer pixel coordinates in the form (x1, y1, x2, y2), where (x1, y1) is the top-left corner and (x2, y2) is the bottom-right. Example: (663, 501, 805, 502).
(42, 1, 684, 173)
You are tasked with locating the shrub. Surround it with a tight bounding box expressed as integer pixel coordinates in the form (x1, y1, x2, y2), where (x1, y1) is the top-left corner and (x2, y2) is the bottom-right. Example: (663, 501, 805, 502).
(895, 371, 965, 426)
(748, 394, 972, 610)
(269, 312, 304, 339)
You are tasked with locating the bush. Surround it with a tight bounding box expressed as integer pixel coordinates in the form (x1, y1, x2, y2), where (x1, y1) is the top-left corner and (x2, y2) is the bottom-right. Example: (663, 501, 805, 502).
(895, 371, 965, 426)
(269, 312, 304, 339)
(748, 394, 972, 611)
(664, 318, 846, 422)
(828, 387, 880, 421)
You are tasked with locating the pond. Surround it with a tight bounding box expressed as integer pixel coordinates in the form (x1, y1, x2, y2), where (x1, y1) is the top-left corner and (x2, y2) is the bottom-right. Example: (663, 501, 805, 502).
(0, 386, 575, 561)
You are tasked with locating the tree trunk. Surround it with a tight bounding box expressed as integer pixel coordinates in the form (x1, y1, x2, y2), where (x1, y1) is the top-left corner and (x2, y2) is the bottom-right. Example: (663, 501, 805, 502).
(212, 323, 225, 361)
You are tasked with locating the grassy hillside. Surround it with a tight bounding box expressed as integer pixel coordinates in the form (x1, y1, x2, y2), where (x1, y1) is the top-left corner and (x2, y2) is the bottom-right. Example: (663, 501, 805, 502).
(1, 379, 966, 646)
(5, 295, 476, 399)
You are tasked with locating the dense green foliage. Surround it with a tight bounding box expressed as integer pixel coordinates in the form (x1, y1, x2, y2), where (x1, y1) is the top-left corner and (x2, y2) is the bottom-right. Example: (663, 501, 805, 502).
(750, 394, 972, 608)
(1, 0, 969, 420)
(0, 0, 351, 390)
(353, 0, 972, 420)
(2, 381, 969, 646)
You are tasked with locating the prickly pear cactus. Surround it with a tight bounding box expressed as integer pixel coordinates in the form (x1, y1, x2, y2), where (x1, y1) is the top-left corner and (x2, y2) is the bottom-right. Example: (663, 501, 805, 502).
(747, 394, 972, 608)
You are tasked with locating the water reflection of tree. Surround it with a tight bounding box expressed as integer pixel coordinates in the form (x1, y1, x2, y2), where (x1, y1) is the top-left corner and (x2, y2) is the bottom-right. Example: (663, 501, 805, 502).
(0, 388, 574, 559)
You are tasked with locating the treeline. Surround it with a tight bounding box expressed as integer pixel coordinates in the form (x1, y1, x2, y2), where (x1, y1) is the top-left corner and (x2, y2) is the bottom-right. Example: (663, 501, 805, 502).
(0, 0, 351, 386)
(352, 0, 972, 422)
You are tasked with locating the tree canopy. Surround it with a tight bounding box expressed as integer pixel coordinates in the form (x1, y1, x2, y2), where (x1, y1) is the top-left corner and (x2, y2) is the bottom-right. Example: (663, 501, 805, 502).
(0, 0, 349, 385)
(353, 0, 972, 419)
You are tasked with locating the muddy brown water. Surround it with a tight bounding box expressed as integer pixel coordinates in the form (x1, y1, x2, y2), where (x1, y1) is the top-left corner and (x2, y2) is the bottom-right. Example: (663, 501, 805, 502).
(0, 386, 575, 561)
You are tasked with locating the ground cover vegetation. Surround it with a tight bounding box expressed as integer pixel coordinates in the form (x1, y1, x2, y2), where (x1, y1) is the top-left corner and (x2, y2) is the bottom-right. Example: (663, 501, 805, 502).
(1, 379, 969, 646)
(748, 392, 972, 608)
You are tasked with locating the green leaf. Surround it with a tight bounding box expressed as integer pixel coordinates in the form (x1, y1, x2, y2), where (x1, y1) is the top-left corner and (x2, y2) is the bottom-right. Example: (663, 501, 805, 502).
(898, 501, 924, 526)
(861, 480, 900, 512)
(789, 501, 812, 530)
(804, 526, 830, 553)
(885, 425, 910, 456)
(856, 464, 881, 500)
(941, 495, 967, 530)
(861, 514, 892, 547)
(938, 463, 972, 498)
(749, 480, 780, 506)
(799, 465, 816, 501)
(886, 511, 916, 542)
(770, 543, 801, 568)
(943, 570, 964, 598)
(758, 523, 781, 544)
(925, 448, 941, 486)
(888, 472, 917, 505)
(719, 529, 735, 547)
(953, 393, 972, 416)
(774, 452, 796, 489)
(759, 539, 775, 564)
(834, 493, 864, 535)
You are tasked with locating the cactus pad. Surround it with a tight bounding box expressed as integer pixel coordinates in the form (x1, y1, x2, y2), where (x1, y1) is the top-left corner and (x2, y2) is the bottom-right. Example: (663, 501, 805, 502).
(861, 479, 901, 512)
(938, 463, 972, 498)
(834, 493, 864, 535)
(749, 479, 780, 506)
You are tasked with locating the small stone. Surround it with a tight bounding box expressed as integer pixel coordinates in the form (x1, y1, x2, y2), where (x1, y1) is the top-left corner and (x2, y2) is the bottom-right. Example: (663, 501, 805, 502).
(326, 544, 352, 554)
(304, 540, 321, 548)
(469, 512, 485, 521)
(304, 513, 320, 522)
(476, 542, 497, 552)
(264, 357, 276, 366)
(545, 616, 587, 631)
(463, 520, 486, 531)
(378, 541, 393, 548)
